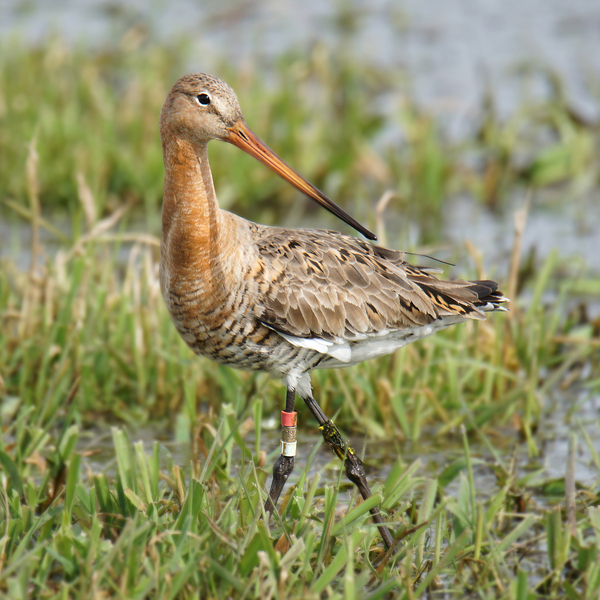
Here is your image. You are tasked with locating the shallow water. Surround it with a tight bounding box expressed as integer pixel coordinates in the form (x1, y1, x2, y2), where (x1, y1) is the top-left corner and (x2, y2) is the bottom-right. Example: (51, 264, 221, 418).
(3, 0, 600, 128)
(444, 193, 600, 275)
(78, 384, 599, 510)
(3, 188, 599, 280)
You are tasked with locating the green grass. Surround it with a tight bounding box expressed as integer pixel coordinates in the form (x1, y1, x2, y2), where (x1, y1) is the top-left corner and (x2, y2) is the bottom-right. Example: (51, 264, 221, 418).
(2, 36, 598, 237)
(1, 27, 600, 600)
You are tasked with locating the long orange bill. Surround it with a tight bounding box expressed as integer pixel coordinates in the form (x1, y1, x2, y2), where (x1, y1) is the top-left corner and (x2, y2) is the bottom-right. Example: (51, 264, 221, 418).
(226, 120, 376, 240)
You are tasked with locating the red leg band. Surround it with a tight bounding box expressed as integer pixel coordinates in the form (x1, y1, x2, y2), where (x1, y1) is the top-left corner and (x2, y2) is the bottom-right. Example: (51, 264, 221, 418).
(281, 410, 297, 427)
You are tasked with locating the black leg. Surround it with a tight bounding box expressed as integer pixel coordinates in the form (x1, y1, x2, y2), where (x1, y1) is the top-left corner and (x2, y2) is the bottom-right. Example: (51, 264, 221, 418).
(302, 393, 394, 550)
(265, 387, 297, 514)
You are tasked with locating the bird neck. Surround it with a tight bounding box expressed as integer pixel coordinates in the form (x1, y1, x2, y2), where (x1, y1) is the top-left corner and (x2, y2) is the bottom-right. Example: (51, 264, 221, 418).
(160, 136, 229, 299)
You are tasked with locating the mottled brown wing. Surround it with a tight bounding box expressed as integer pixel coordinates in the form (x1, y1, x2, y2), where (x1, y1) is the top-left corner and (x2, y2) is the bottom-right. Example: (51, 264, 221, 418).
(253, 228, 497, 341)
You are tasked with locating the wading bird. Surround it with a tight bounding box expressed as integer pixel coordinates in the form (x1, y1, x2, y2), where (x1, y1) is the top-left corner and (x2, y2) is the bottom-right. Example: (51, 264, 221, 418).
(159, 73, 508, 549)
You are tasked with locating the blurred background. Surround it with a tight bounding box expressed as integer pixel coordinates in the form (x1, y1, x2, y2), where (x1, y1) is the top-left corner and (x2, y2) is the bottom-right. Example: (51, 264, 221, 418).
(2, 5, 600, 592)
(2, 0, 600, 275)
(1, 0, 599, 465)
(0, 5, 600, 599)
(4, 0, 600, 119)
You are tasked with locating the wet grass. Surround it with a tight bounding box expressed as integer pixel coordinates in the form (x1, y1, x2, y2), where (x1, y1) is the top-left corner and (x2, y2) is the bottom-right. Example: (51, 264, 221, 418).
(1, 29, 600, 600)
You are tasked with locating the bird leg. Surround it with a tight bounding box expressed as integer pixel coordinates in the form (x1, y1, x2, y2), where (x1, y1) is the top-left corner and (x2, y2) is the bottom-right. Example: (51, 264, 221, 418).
(302, 393, 394, 550)
(265, 387, 297, 513)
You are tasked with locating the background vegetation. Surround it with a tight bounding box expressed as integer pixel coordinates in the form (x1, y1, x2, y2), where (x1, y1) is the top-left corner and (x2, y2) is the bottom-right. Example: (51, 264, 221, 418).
(1, 19, 599, 600)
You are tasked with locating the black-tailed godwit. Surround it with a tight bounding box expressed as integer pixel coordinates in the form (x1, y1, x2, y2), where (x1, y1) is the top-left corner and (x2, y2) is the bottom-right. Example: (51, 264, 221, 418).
(159, 73, 508, 549)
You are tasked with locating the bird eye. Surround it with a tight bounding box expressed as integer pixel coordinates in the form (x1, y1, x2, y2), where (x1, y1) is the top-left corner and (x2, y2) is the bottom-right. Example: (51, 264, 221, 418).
(197, 93, 211, 106)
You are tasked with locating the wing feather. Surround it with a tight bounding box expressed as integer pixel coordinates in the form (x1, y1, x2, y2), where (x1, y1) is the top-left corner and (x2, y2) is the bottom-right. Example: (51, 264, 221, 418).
(249, 227, 505, 344)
